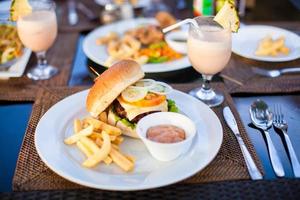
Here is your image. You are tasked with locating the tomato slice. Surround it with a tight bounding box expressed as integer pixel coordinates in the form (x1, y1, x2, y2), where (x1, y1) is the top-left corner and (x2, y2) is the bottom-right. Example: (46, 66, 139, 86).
(118, 92, 166, 107)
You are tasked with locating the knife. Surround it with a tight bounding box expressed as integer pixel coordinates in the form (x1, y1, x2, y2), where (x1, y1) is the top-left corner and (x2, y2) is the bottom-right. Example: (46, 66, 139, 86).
(223, 106, 263, 180)
(67, 0, 78, 26)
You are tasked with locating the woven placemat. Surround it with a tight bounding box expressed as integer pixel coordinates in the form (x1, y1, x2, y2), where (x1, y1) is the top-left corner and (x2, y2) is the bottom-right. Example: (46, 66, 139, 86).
(0, 79, 36, 102)
(5, 179, 300, 200)
(13, 84, 263, 191)
(221, 43, 300, 94)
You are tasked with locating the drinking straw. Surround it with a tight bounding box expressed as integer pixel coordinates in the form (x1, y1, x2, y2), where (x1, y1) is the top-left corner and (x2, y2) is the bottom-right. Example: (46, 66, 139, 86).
(162, 18, 200, 33)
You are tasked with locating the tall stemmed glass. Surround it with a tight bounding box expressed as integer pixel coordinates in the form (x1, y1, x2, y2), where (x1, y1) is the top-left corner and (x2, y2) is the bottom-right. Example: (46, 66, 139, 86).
(17, 0, 58, 80)
(188, 16, 231, 107)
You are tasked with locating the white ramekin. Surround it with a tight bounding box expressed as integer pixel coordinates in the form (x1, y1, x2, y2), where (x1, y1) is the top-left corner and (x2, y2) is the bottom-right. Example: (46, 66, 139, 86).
(136, 112, 196, 161)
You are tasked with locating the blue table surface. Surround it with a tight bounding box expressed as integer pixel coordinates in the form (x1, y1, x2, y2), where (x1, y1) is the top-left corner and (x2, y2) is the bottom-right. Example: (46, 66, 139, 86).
(1, 35, 299, 192)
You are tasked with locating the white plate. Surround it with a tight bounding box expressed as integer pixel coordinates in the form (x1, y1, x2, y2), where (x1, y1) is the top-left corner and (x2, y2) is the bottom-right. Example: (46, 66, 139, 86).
(232, 25, 300, 62)
(94, 0, 150, 8)
(83, 18, 191, 73)
(0, 48, 31, 79)
(35, 89, 223, 191)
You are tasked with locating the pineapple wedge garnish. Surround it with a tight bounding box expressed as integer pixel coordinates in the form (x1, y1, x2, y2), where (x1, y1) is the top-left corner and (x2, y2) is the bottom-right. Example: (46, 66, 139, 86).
(10, 0, 32, 21)
(214, 0, 240, 33)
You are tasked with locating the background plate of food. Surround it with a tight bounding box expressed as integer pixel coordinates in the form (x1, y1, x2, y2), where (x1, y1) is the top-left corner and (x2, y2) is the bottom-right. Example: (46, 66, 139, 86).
(35, 61, 222, 191)
(232, 25, 300, 62)
(83, 18, 191, 73)
(95, 0, 150, 8)
(0, 2, 31, 78)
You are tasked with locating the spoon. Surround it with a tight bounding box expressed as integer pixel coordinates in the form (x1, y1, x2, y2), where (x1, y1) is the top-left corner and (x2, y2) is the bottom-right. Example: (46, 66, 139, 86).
(249, 99, 285, 177)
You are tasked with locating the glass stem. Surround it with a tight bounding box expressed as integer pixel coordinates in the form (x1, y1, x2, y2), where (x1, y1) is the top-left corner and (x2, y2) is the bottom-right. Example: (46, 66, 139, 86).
(201, 75, 212, 92)
(36, 51, 47, 70)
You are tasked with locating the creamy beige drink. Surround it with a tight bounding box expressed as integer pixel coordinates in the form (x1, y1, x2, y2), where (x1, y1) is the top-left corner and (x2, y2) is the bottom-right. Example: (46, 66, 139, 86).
(14, 0, 58, 80)
(17, 10, 57, 52)
(187, 17, 232, 107)
(188, 26, 231, 75)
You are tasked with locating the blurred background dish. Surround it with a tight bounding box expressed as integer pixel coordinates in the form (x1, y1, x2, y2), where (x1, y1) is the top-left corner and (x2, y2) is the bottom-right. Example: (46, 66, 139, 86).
(0, 1, 23, 70)
(95, 0, 150, 9)
(232, 25, 300, 62)
(83, 18, 191, 73)
(0, 0, 31, 76)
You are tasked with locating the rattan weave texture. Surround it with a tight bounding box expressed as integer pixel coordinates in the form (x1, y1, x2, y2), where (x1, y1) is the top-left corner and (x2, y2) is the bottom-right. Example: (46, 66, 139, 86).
(12, 84, 263, 191)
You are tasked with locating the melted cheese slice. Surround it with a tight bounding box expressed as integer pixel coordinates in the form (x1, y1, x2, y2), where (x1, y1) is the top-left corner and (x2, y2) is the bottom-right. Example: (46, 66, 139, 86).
(118, 100, 168, 121)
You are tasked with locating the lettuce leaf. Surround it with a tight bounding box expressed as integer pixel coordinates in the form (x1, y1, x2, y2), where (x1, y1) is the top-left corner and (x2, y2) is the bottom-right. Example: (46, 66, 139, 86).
(167, 99, 179, 113)
(120, 118, 136, 129)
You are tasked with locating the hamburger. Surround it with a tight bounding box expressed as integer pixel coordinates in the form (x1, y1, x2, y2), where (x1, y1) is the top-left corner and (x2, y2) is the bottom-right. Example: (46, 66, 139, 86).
(86, 60, 178, 138)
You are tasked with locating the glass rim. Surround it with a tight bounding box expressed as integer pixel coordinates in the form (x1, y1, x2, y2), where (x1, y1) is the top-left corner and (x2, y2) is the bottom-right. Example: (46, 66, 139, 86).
(191, 16, 231, 33)
(27, 0, 56, 11)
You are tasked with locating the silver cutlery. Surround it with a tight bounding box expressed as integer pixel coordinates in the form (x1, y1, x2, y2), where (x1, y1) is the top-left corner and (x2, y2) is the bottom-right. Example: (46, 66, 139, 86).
(223, 106, 263, 180)
(249, 99, 285, 177)
(67, 0, 78, 26)
(252, 67, 300, 78)
(273, 105, 300, 178)
(77, 2, 97, 21)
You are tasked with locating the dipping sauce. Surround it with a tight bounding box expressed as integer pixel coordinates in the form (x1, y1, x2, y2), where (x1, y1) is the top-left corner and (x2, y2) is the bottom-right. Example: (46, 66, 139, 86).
(146, 125, 186, 143)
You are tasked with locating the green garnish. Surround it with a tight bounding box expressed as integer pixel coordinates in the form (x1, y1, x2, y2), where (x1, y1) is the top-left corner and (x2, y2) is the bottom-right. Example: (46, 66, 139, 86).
(120, 118, 136, 129)
(148, 56, 168, 63)
(167, 99, 179, 113)
(149, 42, 166, 49)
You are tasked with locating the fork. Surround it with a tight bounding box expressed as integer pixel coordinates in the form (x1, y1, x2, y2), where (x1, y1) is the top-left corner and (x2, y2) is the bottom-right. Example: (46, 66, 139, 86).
(273, 105, 300, 177)
(252, 67, 300, 78)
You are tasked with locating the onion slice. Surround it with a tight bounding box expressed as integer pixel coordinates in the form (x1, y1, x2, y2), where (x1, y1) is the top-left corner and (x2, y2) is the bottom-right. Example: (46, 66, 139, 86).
(149, 82, 173, 95)
(121, 86, 148, 102)
(132, 79, 155, 89)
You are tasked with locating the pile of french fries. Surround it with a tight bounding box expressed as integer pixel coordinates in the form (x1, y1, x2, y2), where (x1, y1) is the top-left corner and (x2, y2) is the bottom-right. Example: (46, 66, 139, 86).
(64, 113, 135, 172)
(255, 35, 290, 57)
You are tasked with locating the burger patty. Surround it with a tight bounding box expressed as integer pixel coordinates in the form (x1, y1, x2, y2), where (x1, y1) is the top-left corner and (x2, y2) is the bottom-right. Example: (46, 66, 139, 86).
(114, 100, 127, 119)
(113, 100, 159, 123)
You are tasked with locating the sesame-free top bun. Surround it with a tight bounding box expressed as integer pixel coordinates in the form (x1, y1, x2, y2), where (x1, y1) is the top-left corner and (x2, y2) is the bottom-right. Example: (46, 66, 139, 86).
(86, 60, 145, 117)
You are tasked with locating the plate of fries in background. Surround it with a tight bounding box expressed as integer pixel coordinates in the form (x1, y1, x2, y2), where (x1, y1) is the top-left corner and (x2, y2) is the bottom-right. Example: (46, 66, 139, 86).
(83, 18, 191, 73)
(34, 89, 222, 191)
(232, 25, 300, 62)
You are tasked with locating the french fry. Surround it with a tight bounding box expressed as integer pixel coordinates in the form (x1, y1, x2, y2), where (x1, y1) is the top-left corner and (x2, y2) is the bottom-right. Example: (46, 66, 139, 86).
(82, 121, 90, 128)
(66, 116, 135, 172)
(84, 117, 121, 136)
(74, 119, 82, 133)
(110, 135, 117, 141)
(80, 136, 101, 153)
(82, 131, 111, 167)
(80, 136, 112, 165)
(125, 155, 136, 163)
(95, 138, 119, 150)
(99, 112, 108, 123)
(90, 132, 102, 140)
(255, 35, 290, 57)
(76, 140, 93, 157)
(103, 155, 113, 165)
(90, 132, 116, 141)
(279, 46, 289, 55)
(110, 148, 134, 172)
(64, 125, 93, 145)
(113, 136, 124, 145)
